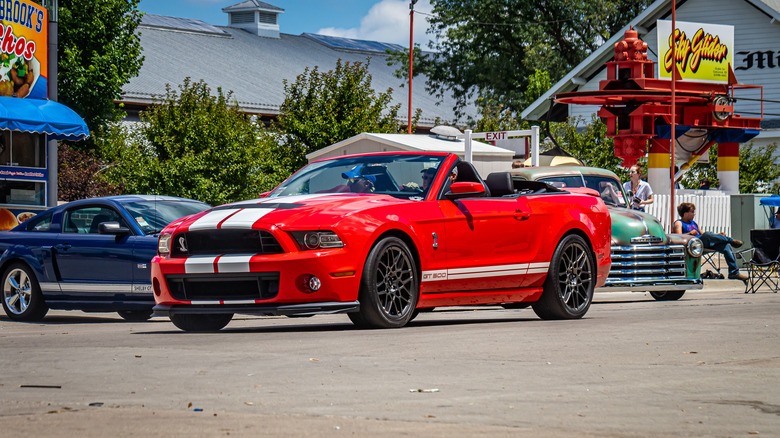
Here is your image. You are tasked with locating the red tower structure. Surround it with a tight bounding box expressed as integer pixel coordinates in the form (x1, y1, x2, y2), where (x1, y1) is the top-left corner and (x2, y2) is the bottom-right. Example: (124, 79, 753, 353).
(555, 28, 763, 168)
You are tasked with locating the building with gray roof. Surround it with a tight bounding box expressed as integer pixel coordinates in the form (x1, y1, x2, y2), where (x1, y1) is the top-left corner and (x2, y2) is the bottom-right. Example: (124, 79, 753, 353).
(120, 1, 472, 129)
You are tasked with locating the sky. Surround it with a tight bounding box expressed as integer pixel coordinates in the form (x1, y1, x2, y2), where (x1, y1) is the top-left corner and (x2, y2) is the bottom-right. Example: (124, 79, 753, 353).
(137, 0, 436, 47)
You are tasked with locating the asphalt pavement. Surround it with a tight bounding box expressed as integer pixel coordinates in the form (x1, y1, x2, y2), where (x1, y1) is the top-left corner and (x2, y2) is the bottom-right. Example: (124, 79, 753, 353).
(0, 278, 777, 437)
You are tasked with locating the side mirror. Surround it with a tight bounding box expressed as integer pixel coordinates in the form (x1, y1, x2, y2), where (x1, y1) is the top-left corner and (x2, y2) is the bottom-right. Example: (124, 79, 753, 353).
(98, 221, 130, 235)
(445, 182, 487, 200)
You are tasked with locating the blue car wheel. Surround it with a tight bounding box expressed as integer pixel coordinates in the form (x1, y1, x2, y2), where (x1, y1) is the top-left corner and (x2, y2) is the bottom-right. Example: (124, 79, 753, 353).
(2, 262, 49, 321)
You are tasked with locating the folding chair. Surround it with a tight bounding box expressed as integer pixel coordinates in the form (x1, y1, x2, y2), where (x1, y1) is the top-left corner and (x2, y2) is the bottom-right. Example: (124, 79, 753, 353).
(701, 249, 723, 278)
(743, 229, 780, 294)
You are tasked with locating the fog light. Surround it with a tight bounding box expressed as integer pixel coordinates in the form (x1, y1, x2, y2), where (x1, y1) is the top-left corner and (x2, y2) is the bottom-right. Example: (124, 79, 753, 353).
(308, 275, 321, 292)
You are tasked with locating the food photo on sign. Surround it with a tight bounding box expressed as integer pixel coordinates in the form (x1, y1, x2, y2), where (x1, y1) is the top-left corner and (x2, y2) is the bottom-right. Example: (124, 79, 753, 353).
(0, 1, 49, 99)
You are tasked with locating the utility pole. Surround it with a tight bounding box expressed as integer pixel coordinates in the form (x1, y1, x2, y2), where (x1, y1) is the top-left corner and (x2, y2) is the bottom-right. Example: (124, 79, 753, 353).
(408, 0, 417, 134)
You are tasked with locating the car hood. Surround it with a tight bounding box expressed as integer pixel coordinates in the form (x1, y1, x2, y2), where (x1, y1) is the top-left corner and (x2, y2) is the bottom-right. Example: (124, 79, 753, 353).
(174, 193, 413, 232)
(608, 206, 668, 245)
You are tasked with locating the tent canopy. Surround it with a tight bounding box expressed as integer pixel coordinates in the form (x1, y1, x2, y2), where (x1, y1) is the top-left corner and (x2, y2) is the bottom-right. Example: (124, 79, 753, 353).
(0, 97, 89, 141)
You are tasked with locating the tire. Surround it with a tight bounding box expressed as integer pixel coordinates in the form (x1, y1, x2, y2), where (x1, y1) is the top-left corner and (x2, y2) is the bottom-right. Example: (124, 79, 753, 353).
(353, 236, 419, 328)
(117, 309, 154, 321)
(533, 234, 595, 320)
(169, 313, 233, 332)
(2, 262, 48, 321)
(649, 290, 685, 301)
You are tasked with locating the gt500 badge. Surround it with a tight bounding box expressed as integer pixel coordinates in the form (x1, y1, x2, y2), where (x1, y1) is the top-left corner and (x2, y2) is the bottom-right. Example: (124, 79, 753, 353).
(422, 270, 447, 281)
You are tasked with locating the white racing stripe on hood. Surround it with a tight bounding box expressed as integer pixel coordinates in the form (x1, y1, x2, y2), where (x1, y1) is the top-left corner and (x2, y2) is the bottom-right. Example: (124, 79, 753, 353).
(189, 209, 241, 230)
(189, 194, 346, 231)
(220, 208, 275, 229)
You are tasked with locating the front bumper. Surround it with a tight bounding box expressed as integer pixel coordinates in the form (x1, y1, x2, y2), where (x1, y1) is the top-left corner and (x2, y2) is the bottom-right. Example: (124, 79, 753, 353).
(596, 277, 703, 292)
(153, 301, 360, 317)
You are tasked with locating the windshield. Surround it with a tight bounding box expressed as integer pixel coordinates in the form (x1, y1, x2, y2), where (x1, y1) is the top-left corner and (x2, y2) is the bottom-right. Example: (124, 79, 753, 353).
(123, 200, 210, 234)
(539, 175, 628, 208)
(267, 154, 448, 200)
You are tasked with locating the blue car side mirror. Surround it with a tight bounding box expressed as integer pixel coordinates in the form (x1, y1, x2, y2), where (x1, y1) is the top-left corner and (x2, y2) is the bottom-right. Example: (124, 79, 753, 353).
(98, 221, 130, 236)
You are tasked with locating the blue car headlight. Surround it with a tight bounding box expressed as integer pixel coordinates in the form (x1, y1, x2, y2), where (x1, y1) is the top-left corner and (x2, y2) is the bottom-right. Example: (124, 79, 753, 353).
(687, 237, 703, 257)
(290, 231, 343, 250)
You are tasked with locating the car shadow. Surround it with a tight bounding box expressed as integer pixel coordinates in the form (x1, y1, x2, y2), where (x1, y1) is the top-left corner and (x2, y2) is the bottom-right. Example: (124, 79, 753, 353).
(0, 314, 166, 324)
(133, 311, 545, 335)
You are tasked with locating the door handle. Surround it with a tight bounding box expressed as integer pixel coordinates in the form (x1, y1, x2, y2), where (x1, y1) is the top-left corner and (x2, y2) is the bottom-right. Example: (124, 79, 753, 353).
(514, 210, 530, 221)
(54, 244, 72, 251)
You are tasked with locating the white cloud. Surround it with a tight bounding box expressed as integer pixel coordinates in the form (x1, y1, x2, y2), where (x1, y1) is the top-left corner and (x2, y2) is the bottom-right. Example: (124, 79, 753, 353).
(317, 0, 434, 47)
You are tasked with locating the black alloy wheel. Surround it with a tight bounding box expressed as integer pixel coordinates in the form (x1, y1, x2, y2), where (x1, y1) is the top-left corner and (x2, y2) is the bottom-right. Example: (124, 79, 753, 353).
(349, 236, 418, 328)
(533, 234, 595, 320)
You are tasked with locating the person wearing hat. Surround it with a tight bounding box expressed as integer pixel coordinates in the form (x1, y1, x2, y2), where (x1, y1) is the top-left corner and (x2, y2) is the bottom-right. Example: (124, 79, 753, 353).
(342, 165, 376, 193)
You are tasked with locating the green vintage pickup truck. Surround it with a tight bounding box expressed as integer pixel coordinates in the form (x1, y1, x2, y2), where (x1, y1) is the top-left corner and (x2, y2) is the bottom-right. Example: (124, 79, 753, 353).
(510, 166, 703, 300)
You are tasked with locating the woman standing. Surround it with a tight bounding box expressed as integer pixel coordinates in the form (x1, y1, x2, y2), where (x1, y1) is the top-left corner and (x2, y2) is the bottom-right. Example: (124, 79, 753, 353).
(622, 165, 654, 212)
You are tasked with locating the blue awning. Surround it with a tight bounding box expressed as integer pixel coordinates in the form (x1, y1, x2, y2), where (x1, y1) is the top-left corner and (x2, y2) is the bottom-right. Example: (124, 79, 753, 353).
(760, 196, 780, 207)
(0, 97, 89, 141)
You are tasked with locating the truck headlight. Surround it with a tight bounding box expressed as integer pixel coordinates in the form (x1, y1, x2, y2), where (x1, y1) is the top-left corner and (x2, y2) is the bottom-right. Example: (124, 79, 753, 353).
(687, 237, 703, 257)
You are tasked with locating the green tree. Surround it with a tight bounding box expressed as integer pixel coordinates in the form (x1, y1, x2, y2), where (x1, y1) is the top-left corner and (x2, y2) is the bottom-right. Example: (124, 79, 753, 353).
(55, 0, 144, 140)
(57, 143, 123, 202)
(274, 59, 406, 174)
(388, 0, 652, 117)
(546, 116, 629, 180)
(680, 143, 780, 193)
(100, 79, 270, 205)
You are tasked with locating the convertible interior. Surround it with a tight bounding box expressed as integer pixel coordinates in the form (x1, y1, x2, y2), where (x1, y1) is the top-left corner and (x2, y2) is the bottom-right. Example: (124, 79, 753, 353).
(447, 162, 563, 199)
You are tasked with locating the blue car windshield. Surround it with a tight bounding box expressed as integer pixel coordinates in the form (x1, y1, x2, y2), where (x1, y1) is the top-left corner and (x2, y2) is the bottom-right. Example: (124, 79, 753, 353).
(267, 154, 448, 199)
(123, 200, 210, 234)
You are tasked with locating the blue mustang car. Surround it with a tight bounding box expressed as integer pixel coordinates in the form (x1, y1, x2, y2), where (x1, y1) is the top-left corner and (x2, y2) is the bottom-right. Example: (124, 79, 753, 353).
(0, 195, 209, 322)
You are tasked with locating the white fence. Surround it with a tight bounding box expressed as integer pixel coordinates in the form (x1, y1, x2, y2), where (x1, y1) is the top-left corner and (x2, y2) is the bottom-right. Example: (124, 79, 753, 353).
(645, 190, 731, 234)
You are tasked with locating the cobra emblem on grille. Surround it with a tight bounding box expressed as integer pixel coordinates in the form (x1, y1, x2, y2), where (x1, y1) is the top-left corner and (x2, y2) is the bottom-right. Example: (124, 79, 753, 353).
(630, 234, 663, 244)
(178, 235, 188, 253)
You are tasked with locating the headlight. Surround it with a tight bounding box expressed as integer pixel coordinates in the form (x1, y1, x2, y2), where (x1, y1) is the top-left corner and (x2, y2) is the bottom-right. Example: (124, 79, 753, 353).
(290, 231, 343, 250)
(687, 237, 703, 257)
(158, 233, 173, 257)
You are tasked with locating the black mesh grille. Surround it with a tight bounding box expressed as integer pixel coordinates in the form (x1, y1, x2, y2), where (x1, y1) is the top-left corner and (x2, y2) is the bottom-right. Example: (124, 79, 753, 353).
(171, 230, 283, 256)
(165, 272, 280, 301)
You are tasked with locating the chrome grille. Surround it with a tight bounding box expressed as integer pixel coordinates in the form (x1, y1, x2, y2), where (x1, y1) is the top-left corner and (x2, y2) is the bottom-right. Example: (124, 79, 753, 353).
(606, 244, 687, 284)
(171, 229, 283, 256)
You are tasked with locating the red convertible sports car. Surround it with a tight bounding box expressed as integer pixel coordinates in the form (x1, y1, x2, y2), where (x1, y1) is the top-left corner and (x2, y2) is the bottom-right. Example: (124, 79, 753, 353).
(151, 152, 611, 331)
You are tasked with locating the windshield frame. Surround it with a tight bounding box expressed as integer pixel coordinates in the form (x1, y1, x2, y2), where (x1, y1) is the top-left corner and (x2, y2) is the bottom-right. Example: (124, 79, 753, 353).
(266, 153, 451, 200)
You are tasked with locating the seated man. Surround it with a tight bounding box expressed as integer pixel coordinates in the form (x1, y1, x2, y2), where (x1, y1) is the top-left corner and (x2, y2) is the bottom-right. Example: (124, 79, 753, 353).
(341, 165, 376, 193)
(672, 202, 746, 281)
(348, 176, 375, 193)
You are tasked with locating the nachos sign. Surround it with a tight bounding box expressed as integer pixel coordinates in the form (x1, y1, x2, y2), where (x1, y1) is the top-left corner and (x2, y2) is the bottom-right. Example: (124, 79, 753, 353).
(0, 0, 47, 99)
(657, 20, 733, 84)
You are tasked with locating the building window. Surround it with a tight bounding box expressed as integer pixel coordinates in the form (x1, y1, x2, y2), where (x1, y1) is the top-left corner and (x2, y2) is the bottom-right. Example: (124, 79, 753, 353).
(0, 131, 46, 168)
(231, 11, 255, 24)
(257, 12, 276, 25)
(0, 180, 45, 206)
